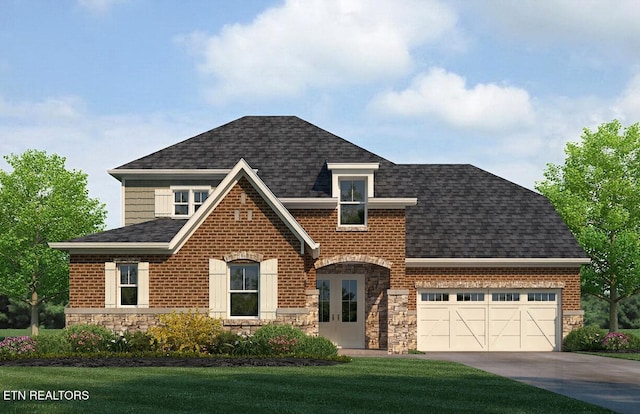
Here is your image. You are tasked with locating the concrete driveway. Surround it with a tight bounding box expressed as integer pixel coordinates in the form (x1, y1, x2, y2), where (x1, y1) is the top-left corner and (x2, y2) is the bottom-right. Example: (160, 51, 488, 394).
(340, 350, 640, 413)
(421, 352, 640, 414)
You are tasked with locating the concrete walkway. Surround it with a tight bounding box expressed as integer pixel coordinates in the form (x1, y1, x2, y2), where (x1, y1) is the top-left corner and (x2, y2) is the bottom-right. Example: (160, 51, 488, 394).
(339, 350, 640, 413)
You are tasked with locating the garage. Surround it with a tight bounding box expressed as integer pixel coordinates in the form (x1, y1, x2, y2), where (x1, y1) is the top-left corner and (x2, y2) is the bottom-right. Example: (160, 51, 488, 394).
(417, 289, 560, 351)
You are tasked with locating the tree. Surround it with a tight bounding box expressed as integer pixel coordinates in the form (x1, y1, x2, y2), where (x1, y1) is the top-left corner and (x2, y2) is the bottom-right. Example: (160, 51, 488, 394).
(536, 120, 640, 331)
(0, 150, 106, 335)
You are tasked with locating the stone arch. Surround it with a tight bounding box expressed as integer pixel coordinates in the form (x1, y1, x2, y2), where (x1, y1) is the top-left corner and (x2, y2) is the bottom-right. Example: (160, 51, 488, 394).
(314, 254, 392, 270)
(223, 251, 264, 263)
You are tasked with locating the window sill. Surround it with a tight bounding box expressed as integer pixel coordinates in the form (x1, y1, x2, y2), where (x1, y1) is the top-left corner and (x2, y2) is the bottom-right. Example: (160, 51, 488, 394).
(336, 225, 369, 232)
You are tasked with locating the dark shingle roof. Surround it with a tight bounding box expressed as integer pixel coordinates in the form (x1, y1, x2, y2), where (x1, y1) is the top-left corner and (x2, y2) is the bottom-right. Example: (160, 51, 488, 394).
(70, 219, 187, 243)
(116, 116, 396, 198)
(400, 165, 586, 258)
(79, 116, 585, 259)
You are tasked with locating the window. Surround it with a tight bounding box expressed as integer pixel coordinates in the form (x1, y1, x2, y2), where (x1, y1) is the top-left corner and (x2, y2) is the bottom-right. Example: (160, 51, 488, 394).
(421, 293, 449, 302)
(339, 179, 366, 225)
(457, 293, 485, 302)
(173, 189, 210, 216)
(492, 292, 520, 302)
(317, 279, 330, 323)
(229, 264, 259, 317)
(174, 191, 189, 216)
(528, 292, 556, 302)
(118, 264, 138, 306)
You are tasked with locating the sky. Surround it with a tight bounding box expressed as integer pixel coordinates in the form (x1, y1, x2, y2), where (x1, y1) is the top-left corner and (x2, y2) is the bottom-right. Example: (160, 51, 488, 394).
(2, 0, 640, 230)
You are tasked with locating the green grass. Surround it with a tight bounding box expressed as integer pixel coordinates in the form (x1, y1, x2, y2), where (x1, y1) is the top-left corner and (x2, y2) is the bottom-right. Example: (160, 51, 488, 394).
(0, 358, 610, 413)
(0, 329, 62, 338)
(621, 328, 640, 338)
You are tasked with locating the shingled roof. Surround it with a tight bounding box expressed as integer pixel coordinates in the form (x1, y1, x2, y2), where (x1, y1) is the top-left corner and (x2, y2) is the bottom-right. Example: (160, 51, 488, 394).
(77, 116, 586, 259)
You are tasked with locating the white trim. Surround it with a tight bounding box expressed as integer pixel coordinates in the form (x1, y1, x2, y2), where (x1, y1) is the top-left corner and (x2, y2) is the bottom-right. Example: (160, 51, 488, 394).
(108, 169, 234, 181)
(326, 163, 380, 171)
(405, 258, 591, 268)
(368, 198, 418, 209)
(49, 242, 170, 255)
(280, 198, 339, 209)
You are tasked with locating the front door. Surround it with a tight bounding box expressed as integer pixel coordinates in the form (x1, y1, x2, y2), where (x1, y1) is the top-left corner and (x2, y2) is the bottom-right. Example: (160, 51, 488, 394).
(316, 274, 365, 348)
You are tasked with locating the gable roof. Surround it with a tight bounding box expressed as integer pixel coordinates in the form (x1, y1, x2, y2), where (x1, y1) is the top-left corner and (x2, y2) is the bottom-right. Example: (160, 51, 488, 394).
(55, 116, 587, 262)
(52, 158, 320, 257)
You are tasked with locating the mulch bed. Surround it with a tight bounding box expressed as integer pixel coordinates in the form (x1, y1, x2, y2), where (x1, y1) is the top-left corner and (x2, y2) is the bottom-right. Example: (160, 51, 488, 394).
(0, 357, 342, 368)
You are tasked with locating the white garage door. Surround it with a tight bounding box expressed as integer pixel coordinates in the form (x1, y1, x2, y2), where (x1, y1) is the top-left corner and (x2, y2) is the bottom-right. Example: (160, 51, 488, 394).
(417, 290, 560, 352)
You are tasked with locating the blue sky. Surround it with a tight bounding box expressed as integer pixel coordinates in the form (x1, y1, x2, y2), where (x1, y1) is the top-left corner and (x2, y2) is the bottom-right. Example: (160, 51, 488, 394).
(2, 0, 640, 229)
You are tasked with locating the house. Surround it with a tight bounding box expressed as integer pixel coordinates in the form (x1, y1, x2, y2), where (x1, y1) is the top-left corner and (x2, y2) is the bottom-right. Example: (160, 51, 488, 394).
(50, 116, 589, 353)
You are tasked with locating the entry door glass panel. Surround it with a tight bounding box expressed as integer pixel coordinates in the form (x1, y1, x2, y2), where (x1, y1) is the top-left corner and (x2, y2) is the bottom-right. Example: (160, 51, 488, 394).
(318, 279, 330, 323)
(342, 280, 358, 322)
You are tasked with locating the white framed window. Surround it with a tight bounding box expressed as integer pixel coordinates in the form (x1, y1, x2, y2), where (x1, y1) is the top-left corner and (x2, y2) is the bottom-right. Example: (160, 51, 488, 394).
(229, 264, 259, 317)
(171, 187, 211, 217)
(118, 264, 138, 307)
(339, 179, 367, 226)
(457, 292, 485, 302)
(105, 262, 149, 308)
(209, 258, 277, 320)
(492, 292, 520, 302)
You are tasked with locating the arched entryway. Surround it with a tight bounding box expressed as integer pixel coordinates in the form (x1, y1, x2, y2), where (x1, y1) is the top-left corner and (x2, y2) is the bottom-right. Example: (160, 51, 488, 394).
(315, 257, 391, 349)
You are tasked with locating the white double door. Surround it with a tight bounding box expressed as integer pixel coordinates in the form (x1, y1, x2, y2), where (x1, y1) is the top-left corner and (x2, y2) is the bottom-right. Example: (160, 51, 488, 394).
(317, 274, 365, 348)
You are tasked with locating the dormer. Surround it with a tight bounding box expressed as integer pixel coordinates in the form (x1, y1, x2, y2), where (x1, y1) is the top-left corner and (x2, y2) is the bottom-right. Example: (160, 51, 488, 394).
(327, 162, 379, 228)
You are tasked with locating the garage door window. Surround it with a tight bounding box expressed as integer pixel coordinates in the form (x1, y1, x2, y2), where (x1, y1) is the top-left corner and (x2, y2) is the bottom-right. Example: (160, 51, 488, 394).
(492, 292, 520, 301)
(528, 292, 556, 301)
(457, 293, 485, 301)
(421, 293, 449, 301)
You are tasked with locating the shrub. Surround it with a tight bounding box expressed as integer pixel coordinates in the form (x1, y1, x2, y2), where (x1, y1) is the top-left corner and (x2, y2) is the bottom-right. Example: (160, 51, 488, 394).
(34, 332, 70, 354)
(65, 324, 115, 353)
(602, 332, 630, 351)
(295, 335, 338, 358)
(0, 336, 36, 356)
(124, 331, 155, 352)
(251, 324, 306, 355)
(147, 310, 223, 353)
(208, 330, 243, 355)
(563, 326, 606, 351)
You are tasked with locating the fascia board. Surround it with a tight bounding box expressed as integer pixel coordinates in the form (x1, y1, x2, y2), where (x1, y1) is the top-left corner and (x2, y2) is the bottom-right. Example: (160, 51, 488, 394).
(326, 163, 380, 171)
(405, 257, 591, 268)
(368, 198, 418, 209)
(48, 242, 170, 255)
(280, 198, 338, 209)
(107, 169, 235, 181)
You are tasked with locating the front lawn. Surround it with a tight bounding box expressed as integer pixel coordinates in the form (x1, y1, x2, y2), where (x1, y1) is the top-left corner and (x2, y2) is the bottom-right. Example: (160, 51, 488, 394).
(0, 358, 610, 413)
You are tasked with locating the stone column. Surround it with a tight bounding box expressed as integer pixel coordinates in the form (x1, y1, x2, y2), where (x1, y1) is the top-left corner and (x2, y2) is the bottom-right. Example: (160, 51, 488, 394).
(387, 289, 410, 354)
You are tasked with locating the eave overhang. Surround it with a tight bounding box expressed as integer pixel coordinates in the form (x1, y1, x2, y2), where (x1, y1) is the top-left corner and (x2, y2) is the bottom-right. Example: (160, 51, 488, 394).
(107, 169, 239, 182)
(48, 242, 171, 255)
(280, 197, 417, 209)
(405, 257, 591, 268)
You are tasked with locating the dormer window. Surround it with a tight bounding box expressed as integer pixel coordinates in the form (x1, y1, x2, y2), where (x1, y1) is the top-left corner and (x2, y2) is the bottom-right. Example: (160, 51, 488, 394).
(327, 163, 378, 229)
(340, 179, 366, 225)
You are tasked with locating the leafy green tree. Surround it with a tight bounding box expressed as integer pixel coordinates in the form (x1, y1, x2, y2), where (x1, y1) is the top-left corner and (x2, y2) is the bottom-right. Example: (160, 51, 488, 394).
(0, 150, 106, 335)
(536, 120, 640, 331)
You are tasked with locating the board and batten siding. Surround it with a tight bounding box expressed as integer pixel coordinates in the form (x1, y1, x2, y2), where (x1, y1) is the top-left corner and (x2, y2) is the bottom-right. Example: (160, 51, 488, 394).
(123, 179, 221, 226)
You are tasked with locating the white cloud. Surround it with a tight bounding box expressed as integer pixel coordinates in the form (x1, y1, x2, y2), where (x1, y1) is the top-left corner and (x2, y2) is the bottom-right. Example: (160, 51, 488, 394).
(179, 0, 461, 102)
(370, 67, 534, 132)
(473, 1, 640, 57)
(0, 96, 84, 122)
(77, 0, 128, 15)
